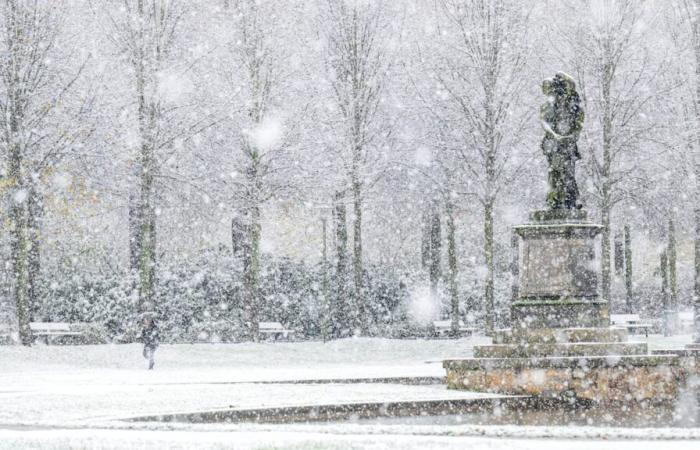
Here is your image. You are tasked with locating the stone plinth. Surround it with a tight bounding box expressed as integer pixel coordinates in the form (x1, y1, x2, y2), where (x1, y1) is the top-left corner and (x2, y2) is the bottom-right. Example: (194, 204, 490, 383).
(512, 211, 604, 329)
(474, 341, 648, 358)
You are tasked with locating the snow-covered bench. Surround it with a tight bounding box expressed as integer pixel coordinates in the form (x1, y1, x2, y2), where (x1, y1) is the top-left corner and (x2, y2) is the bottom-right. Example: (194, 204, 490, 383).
(30, 322, 85, 344)
(610, 314, 653, 337)
(258, 322, 295, 341)
(433, 320, 476, 338)
(679, 310, 695, 333)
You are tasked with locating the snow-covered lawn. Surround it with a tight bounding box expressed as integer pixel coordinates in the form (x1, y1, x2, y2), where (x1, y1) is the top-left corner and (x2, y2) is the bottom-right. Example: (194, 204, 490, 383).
(0, 337, 484, 426)
(1, 334, 698, 449)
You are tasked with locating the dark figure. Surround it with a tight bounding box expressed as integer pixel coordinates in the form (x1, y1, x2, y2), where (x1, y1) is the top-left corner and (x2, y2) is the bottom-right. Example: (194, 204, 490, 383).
(540, 72, 585, 209)
(141, 316, 160, 370)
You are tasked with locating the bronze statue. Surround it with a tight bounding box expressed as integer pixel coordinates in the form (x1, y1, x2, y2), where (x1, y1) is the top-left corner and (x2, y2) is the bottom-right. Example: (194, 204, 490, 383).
(540, 72, 584, 210)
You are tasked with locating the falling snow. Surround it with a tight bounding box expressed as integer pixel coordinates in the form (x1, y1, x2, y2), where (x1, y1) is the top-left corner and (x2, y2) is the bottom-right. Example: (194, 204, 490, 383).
(0, 1, 699, 449)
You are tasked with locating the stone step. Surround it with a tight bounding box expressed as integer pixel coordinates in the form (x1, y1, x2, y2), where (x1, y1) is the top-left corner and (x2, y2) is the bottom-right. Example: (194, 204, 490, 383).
(444, 354, 679, 371)
(473, 341, 648, 358)
(443, 354, 683, 403)
(492, 327, 628, 345)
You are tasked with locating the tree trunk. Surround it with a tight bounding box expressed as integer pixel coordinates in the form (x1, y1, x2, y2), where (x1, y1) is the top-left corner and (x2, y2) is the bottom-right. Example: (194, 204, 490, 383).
(135, 0, 157, 313)
(421, 209, 431, 270)
(7, 20, 31, 344)
(242, 161, 261, 341)
(614, 230, 624, 276)
(601, 59, 613, 306)
(8, 165, 31, 345)
(321, 216, 330, 342)
(242, 204, 261, 340)
(510, 231, 519, 306)
(601, 205, 611, 304)
(27, 186, 42, 321)
(695, 207, 700, 343)
(136, 166, 156, 311)
(624, 225, 633, 314)
(128, 189, 140, 272)
(429, 199, 442, 299)
(333, 191, 349, 337)
(661, 250, 670, 336)
(352, 177, 366, 335)
(446, 200, 459, 336)
(668, 218, 679, 334)
(136, 103, 157, 312)
(484, 201, 495, 334)
(10, 218, 31, 345)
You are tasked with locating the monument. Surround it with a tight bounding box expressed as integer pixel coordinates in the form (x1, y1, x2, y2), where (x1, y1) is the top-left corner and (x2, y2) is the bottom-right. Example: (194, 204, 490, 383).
(444, 73, 685, 403)
(512, 72, 605, 330)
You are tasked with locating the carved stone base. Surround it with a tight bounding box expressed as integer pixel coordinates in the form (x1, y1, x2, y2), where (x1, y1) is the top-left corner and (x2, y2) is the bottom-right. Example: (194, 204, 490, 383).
(444, 355, 684, 403)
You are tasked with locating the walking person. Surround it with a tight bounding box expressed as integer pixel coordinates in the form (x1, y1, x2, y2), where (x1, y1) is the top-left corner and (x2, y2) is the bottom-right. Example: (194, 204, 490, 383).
(140, 315, 160, 370)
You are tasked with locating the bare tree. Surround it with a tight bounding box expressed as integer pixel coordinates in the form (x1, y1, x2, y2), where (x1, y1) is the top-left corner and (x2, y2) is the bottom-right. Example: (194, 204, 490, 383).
(332, 189, 350, 336)
(672, 0, 700, 343)
(202, 0, 307, 339)
(100, 1, 181, 311)
(0, 0, 89, 344)
(432, 0, 532, 334)
(320, 0, 391, 335)
(100, 1, 212, 312)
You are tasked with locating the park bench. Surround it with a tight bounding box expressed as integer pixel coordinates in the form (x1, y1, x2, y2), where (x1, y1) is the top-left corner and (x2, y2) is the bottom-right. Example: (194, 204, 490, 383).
(30, 322, 85, 344)
(610, 314, 653, 338)
(679, 310, 695, 333)
(433, 320, 476, 338)
(258, 321, 295, 340)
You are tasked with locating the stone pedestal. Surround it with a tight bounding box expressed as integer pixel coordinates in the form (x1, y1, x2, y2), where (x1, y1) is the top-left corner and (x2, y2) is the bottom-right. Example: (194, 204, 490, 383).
(444, 210, 685, 403)
(512, 210, 606, 329)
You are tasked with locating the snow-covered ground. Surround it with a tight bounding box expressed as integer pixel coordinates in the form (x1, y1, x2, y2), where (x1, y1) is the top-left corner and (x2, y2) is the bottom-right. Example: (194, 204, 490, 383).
(0, 337, 482, 426)
(3, 429, 700, 450)
(1, 334, 698, 449)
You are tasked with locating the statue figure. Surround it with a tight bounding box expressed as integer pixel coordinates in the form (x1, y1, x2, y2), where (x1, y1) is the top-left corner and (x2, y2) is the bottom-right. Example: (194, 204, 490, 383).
(540, 72, 584, 210)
